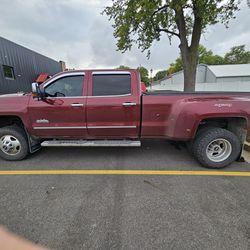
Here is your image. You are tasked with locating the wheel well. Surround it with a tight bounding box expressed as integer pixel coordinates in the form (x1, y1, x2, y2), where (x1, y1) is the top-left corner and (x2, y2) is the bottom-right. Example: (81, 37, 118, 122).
(0, 116, 25, 129)
(196, 117, 247, 143)
(0, 116, 41, 153)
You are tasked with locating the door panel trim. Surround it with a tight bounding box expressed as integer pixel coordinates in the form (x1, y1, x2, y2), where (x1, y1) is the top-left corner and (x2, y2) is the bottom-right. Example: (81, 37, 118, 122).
(33, 126, 87, 130)
(87, 126, 136, 129)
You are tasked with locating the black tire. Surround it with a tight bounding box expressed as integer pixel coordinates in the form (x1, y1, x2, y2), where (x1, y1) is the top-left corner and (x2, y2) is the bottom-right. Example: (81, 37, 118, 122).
(187, 126, 215, 155)
(193, 127, 241, 168)
(0, 125, 29, 161)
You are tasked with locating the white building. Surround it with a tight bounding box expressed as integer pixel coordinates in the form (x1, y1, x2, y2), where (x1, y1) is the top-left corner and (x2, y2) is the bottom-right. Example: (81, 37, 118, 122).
(152, 64, 250, 91)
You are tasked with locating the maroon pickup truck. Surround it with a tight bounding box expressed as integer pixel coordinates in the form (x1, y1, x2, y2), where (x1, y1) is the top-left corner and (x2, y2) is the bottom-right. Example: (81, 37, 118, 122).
(0, 69, 249, 168)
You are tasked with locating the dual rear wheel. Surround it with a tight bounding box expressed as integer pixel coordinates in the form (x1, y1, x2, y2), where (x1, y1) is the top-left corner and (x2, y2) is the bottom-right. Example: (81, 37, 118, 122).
(190, 127, 242, 168)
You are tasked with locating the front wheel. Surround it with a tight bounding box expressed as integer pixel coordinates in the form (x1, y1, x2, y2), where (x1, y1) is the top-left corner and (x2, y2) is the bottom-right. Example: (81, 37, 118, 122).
(193, 128, 241, 168)
(0, 125, 29, 161)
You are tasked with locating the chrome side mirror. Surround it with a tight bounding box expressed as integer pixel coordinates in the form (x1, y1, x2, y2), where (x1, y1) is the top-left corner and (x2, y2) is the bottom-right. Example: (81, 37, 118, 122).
(32, 82, 44, 100)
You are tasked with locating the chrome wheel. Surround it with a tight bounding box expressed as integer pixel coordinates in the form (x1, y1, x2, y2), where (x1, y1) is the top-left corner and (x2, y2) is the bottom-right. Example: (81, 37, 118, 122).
(206, 138, 232, 162)
(0, 135, 22, 156)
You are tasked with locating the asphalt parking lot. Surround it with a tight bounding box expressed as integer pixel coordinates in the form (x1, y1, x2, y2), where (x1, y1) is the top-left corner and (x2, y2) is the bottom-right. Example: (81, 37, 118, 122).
(0, 140, 250, 250)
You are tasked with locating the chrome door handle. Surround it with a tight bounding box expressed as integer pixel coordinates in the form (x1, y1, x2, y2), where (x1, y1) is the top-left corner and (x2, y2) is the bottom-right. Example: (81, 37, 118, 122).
(71, 103, 83, 107)
(122, 102, 137, 107)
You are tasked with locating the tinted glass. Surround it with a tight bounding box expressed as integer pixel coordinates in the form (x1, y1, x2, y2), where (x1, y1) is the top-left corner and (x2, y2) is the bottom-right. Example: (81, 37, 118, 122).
(3, 65, 15, 79)
(45, 75, 84, 97)
(92, 74, 131, 96)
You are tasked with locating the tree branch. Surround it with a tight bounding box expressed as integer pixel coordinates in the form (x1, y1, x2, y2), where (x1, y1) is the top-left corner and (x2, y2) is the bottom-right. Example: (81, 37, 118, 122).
(190, 17, 202, 51)
(175, 9, 189, 48)
(190, 1, 203, 51)
(156, 28, 180, 37)
(152, 4, 169, 17)
(151, 3, 180, 38)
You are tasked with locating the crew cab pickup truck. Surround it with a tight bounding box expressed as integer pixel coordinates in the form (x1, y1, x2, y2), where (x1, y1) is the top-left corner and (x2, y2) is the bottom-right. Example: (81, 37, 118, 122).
(0, 69, 250, 168)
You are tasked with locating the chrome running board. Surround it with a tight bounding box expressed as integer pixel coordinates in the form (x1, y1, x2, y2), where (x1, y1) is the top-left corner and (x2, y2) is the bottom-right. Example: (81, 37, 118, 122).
(41, 140, 141, 147)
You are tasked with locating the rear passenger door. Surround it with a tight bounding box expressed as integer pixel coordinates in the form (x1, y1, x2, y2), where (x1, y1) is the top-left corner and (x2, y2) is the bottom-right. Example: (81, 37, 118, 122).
(86, 71, 140, 138)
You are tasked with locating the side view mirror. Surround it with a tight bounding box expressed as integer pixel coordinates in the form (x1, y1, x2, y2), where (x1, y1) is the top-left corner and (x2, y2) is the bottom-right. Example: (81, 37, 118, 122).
(31, 82, 44, 100)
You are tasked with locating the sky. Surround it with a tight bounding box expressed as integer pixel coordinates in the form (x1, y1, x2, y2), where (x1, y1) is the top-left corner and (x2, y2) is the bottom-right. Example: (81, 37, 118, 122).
(0, 0, 250, 76)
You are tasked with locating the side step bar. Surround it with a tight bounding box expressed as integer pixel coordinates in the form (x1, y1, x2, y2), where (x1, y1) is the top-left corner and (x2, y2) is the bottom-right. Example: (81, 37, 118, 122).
(41, 140, 141, 147)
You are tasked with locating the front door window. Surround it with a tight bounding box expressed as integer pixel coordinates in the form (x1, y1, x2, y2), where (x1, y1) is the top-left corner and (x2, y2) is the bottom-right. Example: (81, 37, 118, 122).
(45, 75, 84, 97)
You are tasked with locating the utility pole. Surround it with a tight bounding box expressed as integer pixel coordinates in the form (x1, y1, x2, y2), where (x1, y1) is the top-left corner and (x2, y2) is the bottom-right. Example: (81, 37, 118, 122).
(150, 68, 153, 90)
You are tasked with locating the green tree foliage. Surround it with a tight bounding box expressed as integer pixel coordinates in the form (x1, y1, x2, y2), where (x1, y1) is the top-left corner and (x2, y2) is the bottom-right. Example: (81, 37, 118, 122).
(166, 44, 250, 75)
(167, 57, 183, 75)
(198, 45, 225, 65)
(138, 66, 150, 86)
(117, 65, 130, 69)
(103, 0, 241, 91)
(153, 70, 167, 81)
(167, 45, 224, 74)
(117, 65, 151, 85)
(224, 45, 250, 64)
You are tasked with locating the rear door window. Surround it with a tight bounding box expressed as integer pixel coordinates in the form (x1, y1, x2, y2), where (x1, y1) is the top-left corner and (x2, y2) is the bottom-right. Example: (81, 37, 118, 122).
(92, 73, 131, 96)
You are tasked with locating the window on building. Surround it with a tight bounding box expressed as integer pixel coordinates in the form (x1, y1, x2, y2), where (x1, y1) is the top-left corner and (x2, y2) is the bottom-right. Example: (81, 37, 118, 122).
(45, 75, 84, 97)
(3, 65, 15, 80)
(92, 74, 131, 96)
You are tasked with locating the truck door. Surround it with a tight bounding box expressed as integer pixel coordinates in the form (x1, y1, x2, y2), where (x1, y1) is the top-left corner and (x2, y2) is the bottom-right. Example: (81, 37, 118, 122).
(28, 72, 87, 138)
(86, 71, 140, 138)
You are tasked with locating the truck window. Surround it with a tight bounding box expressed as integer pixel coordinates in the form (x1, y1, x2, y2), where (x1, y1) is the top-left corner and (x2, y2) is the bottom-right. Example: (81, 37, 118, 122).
(92, 74, 131, 96)
(45, 75, 84, 97)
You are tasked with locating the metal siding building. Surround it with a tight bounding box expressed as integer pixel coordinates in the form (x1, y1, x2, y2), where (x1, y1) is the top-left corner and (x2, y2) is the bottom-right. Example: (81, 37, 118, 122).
(0, 36, 61, 94)
(152, 64, 250, 91)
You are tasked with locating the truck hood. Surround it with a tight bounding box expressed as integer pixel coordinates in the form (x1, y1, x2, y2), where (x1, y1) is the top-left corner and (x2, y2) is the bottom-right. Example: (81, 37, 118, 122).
(0, 92, 31, 113)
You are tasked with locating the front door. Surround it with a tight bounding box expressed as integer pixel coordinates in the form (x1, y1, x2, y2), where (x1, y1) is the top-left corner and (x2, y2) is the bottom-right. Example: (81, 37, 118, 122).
(28, 72, 87, 138)
(86, 71, 140, 139)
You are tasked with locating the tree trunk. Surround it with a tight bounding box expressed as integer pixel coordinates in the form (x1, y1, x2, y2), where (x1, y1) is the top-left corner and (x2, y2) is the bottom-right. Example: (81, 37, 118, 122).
(175, 7, 202, 92)
(183, 50, 197, 92)
(182, 49, 198, 92)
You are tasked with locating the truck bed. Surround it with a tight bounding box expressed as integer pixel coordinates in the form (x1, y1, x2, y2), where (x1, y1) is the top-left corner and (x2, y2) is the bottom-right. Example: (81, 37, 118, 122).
(141, 91, 250, 140)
